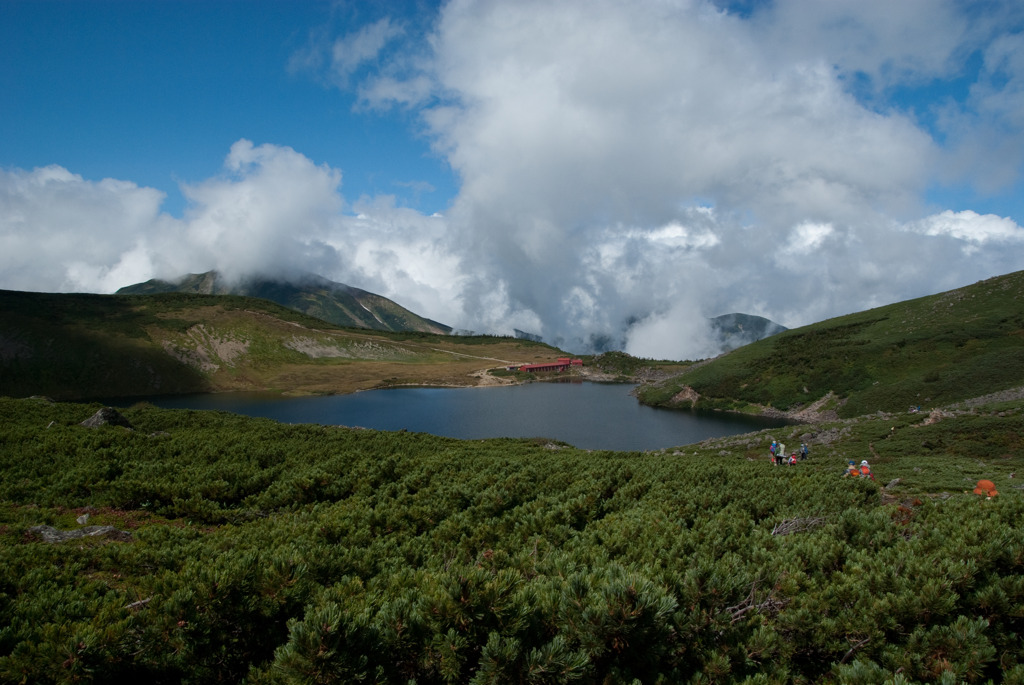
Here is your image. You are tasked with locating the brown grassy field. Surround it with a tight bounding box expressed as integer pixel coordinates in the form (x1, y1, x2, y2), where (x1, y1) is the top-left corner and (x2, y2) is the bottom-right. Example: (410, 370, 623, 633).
(242, 334, 572, 395)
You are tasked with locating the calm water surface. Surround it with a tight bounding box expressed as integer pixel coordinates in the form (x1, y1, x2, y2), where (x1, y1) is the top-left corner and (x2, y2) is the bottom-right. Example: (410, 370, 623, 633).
(131, 381, 786, 451)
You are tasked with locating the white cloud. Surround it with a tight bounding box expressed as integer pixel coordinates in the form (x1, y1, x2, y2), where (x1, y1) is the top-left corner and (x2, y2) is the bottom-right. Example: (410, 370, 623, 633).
(181, 140, 344, 282)
(907, 210, 1024, 254)
(291, 17, 404, 88)
(329, 194, 466, 324)
(625, 299, 720, 362)
(3, 1, 1024, 360)
(392, 0, 959, 347)
(330, 18, 403, 81)
(781, 222, 835, 257)
(0, 165, 178, 293)
(359, 74, 435, 110)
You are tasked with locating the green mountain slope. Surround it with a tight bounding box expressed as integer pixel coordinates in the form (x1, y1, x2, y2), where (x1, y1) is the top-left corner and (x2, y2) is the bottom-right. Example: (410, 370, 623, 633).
(117, 271, 452, 334)
(0, 290, 557, 400)
(638, 270, 1024, 418)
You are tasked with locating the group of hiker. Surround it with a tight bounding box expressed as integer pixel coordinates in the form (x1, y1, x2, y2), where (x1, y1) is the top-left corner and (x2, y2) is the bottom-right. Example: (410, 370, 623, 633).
(769, 440, 809, 466)
(768, 440, 878, 480)
(842, 460, 876, 480)
(767, 440, 1000, 496)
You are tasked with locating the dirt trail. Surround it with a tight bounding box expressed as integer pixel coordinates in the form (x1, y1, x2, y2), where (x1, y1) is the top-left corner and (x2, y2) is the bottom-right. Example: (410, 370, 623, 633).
(785, 392, 842, 423)
(427, 348, 520, 365)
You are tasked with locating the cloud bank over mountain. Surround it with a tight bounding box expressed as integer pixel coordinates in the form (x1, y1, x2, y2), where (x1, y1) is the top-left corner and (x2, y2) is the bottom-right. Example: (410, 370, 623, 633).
(2, 0, 1023, 359)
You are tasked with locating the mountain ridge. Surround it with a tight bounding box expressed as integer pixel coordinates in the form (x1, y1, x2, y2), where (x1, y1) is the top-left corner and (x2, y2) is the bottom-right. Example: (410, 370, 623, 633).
(117, 271, 451, 335)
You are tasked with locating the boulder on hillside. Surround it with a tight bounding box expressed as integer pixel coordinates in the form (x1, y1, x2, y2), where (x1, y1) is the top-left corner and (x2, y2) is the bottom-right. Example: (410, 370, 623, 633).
(80, 407, 133, 429)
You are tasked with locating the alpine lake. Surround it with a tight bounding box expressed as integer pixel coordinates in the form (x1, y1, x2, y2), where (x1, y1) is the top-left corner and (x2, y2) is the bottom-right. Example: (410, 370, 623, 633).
(123, 380, 789, 452)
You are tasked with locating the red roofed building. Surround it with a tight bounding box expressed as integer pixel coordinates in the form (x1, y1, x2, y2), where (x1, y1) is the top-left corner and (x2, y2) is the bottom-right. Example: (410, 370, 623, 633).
(517, 358, 583, 373)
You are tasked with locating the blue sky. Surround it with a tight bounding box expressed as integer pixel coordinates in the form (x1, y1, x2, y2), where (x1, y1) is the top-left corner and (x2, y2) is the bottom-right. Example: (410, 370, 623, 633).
(2, 0, 1024, 358)
(1, 0, 455, 216)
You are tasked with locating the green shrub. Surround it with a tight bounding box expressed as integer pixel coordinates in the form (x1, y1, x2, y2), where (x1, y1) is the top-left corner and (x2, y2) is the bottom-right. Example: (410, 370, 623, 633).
(1, 397, 1022, 682)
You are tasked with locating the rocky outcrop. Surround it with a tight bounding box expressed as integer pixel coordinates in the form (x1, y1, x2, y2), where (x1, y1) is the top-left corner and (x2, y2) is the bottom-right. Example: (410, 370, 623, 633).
(670, 386, 700, 407)
(162, 324, 251, 373)
(80, 407, 133, 429)
(784, 392, 843, 423)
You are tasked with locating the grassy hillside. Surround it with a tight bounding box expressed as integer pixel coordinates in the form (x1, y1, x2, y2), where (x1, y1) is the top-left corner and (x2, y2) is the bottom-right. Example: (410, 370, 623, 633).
(0, 290, 563, 400)
(638, 271, 1024, 418)
(117, 271, 452, 334)
(0, 395, 1021, 683)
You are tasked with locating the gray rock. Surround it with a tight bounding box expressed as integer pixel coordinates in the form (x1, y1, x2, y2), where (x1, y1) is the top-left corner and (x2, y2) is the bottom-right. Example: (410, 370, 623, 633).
(80, 407, 133, 429)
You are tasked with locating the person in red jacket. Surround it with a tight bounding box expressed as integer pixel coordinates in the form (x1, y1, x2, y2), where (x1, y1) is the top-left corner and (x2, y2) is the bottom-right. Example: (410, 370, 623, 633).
(859, 460, 876, 481)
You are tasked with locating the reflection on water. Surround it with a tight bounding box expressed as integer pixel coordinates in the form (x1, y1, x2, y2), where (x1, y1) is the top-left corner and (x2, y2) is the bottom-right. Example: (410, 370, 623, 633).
(124, 382, 788, 452)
